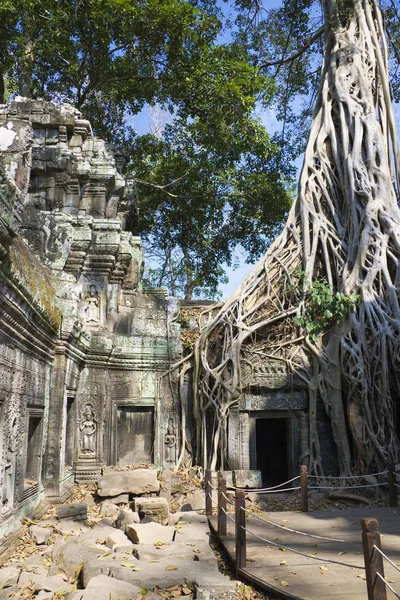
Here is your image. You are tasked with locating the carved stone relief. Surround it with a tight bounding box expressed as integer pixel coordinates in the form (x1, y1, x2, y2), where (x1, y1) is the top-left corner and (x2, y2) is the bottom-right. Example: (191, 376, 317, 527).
(164, 418, 177, 466)
(79, 403, 97, 455)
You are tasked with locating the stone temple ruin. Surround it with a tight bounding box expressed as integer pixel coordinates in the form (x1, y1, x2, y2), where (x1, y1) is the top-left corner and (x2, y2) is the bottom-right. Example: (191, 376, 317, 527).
(0, 98, 328, 541)
(0, 99, 182, 536)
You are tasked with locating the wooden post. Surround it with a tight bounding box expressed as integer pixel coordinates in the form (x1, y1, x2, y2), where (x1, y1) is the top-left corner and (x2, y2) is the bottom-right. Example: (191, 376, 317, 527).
(205, 469, 212, 517)
(300, 465, 308, 512)
(218, 477, 227, 537)
(235, 489, 246, 571)
(361, 518, 387, 600)
(388, 463, 398, 508)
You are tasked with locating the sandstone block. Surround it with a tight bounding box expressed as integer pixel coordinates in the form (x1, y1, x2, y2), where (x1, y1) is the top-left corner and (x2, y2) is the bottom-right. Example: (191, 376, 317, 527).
(49, 538, 101, 579)
(57, 503, 88, 521)
(125, 522, 175, 545)
(99, 501, 119, 518)
(107, 493, 129, 505)
(0, 567, 20, 589)
(232, 469, 262, 489)
(97, 469, 159, 497)
(85, 574, 141, 599)
(135, 496, 169, 525)
(116, 508, 140, 532)
(180, 490, 204, 512)
(29, 525, 51, 545)
(104, 529, 132, 551)
(170, 473, 184, 495)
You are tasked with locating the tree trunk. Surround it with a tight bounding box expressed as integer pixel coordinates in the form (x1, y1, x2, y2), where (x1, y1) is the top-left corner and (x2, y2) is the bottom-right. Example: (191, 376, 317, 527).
(191, 0, 400, 473)
(0, 73, 5, 104)
(182, 247, 194, 300)
(19, 38, 34, 98)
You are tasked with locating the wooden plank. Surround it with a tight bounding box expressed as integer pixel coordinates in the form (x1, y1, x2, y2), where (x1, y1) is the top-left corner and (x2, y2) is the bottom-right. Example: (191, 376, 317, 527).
(209, 508, 400, 600)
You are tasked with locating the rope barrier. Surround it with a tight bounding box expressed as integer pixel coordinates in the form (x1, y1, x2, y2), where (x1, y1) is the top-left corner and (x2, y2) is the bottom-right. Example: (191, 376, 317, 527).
(373, 545, 400, 574)
(233, 475, 301, 493)
(221, 492, 235, 506)
(376, 573, 400, 599)
(249, 486, 300, 493)
(241, 525, 364, 569)
(307, 470, 389, 480)
(309, 482, 387, 490)
(221, 506, 236, 524)
(242, 508, 346, 542)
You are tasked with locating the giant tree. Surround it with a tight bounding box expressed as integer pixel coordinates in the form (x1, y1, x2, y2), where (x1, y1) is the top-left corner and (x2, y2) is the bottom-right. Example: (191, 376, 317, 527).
(189, 0, 400, 475)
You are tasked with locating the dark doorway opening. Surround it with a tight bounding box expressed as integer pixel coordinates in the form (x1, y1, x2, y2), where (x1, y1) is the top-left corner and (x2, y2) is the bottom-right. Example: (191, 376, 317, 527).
(64, 397, 75, 469)
(117, 406, 154, 466)
(25, 416, 43, 482)
(256, 418, 288, 486)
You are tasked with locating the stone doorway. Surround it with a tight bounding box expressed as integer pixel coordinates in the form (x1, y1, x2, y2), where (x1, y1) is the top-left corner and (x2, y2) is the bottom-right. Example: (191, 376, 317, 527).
(116, 406, 154, 466)
(64, 397, 75, 469)
(25, 414, 43, 483)
(254, 417, 289, 486)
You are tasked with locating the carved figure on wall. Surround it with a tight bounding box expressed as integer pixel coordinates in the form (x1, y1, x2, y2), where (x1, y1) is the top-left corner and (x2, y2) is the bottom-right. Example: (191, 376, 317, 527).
(83, 284, 100, 324)
(164, 418, 177, 465)
(2, 418, 18, 513)
(80, 404, 97, 454)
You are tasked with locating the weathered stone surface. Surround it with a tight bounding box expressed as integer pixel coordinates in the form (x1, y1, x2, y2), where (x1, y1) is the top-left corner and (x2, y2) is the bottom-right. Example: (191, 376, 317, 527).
(36, 592, 54, 600)
(29, 525, 51, 545)
(107, 493, 129, 504)
(125, 522, 175, 545)
(18, 573, 45, 589)
(97, 470, 159, 497)
(104, 528, 132, 551)
(116, 508, 140, 532)
(180, 490, 204, 512)
(135, 496, 169, 524)
(0, 567, 20, 589)
(57, 503, 88, 521)
(99, 501, 119, 518)
(50, 538, 101, 579)
(86, 574, 142, 599)
(170, 473, 185, 495)
(96, 517, 115, 528)
(233, 469, 262, 489)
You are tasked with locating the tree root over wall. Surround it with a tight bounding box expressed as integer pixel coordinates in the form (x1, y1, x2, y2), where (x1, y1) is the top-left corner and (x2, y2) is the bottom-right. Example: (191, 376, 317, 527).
(171, 0, 400, 476)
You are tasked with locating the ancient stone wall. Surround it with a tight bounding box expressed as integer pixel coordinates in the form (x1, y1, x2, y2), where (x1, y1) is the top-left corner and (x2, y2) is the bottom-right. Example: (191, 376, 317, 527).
(0, 98, 182, 534)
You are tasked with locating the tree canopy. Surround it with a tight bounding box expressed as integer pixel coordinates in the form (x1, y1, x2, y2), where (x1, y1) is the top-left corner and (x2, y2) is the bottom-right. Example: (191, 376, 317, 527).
(0, 0, 295, 298)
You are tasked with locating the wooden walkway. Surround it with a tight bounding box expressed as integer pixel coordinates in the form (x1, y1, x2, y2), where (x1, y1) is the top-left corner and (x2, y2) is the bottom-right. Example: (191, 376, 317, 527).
(209, 507, 400, 600)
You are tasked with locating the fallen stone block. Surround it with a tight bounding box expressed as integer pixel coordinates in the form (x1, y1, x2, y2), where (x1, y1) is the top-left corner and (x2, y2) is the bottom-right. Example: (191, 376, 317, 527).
(40, 576, 73, 594)
(96, 517, 115, 528)
(116, 508, 140, 532)
(29, 525, 51, 545)
(232, 469, 262, 489)
(125, 522, 175, 545)
(180, 490, 204, 512)
(99, 501, 119, 518)
(18, 572, 45, 589)
(134, 496, 169, 524)
(49, 538, 101, 579)
(86, 574, 142, 599)
(97, 469, 159, 497)
(36, 592, 53, 600)
(104, 528, 132, 551)
(170, 473, 185, 494)
(0, 567, 20, 589)
(57, 503, 88, 521)
(107, 493, 129, 504)
(55, 519, 87, 536)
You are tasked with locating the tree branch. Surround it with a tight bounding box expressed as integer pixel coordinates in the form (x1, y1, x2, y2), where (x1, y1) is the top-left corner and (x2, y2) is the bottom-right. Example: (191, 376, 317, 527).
(259, 26, 324, 70)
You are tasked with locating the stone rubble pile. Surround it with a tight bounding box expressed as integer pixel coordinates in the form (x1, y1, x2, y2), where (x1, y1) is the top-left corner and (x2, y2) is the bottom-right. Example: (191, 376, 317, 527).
(0, 470, 236, 599)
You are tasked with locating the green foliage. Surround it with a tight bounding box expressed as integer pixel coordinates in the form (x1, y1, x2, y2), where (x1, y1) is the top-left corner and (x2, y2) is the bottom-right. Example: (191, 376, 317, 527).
(293, 270, 360, 342)
(0, 0, 295, 298)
